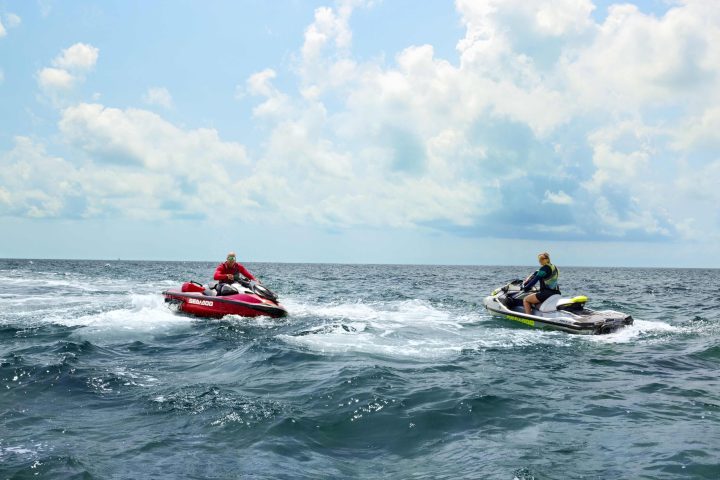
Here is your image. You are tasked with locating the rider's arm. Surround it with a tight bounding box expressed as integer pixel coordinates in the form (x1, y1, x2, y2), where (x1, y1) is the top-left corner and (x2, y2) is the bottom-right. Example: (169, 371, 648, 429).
(523, 272, 538, 290)
(524, 266, 550, 290)
(213, 264, 228, 281)
(236, 263, 256, 281)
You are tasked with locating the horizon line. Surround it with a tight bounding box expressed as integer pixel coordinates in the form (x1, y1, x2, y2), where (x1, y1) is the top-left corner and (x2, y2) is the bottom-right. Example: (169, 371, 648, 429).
(1, 256, 716, 270)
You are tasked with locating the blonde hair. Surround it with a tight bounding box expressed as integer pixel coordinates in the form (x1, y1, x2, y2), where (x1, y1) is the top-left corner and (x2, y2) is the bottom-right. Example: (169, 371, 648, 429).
(538, 252, 550, 261)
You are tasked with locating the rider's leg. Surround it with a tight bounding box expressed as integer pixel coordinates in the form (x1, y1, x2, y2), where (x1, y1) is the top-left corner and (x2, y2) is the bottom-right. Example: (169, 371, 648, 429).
(523, 293, 539, 315)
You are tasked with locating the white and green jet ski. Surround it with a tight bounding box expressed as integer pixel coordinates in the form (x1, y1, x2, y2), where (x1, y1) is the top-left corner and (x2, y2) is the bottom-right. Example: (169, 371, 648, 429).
(483, 280, 633, 335)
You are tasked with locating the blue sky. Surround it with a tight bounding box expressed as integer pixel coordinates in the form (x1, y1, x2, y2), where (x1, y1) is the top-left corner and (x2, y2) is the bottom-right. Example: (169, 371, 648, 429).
(1, 0, 718, 267)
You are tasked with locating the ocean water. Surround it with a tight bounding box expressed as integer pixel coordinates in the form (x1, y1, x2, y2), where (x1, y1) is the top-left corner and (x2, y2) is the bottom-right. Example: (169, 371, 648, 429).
(1, 259, 718, 479)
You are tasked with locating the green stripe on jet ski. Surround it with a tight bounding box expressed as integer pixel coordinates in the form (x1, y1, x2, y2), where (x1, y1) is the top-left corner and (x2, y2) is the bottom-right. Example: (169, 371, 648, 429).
(504, 314, 535, 327)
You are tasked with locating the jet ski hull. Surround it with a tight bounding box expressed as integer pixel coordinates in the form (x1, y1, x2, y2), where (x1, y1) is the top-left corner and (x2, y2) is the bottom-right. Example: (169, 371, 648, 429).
(483, 282, 633, 335)
(163, 289, 288, 319)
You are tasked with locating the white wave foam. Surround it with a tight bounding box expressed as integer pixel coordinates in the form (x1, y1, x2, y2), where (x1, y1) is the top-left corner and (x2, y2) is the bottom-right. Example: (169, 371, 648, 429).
(284, 297, 479, 328)
(280, 296, 691, 358)
(279, 322, 571, 359)
(586, 318, 679, 344)
(48, 294, 194, 341)
(279, 330, 467, 359)
(223, 314, 286, 329)
(278, 297, 572, 359)
(0, 272, 177, 296)
(113, 366, 159, 387)
(0, 442, 46, 461)
(0, 272, 96, 291)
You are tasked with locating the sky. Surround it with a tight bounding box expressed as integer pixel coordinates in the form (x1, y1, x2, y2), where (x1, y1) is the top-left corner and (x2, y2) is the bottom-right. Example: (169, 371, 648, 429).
(0, 0, 718, 267)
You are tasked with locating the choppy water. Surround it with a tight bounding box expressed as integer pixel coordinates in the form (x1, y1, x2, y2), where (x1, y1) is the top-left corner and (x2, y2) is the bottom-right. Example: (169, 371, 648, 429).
(1, 259, 718, 479)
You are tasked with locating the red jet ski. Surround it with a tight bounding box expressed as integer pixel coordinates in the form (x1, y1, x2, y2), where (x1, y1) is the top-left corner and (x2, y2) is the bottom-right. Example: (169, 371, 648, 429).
(163, 278, 287, 319)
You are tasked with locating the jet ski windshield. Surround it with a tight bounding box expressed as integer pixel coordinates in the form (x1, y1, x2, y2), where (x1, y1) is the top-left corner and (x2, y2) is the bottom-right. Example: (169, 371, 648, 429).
(232, 275, 279, 302)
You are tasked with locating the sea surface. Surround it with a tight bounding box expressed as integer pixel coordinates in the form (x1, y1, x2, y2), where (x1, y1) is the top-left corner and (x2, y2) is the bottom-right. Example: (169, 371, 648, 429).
(0, 260, 718, 479)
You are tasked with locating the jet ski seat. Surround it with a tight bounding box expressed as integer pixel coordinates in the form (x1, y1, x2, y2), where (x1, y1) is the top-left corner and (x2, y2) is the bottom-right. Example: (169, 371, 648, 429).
(556, 296, 588, 311)
(216, 284, 239, 296)
(538, 294, 562, 312)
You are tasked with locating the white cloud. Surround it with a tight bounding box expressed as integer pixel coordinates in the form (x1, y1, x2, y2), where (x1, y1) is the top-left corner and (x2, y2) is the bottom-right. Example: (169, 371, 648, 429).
(240, 56, 490, 228)
(543, 190, 573, 205)
(0, 69, 4, 84)
(143, 87, 173, 109)
(53, 43, 99, 72)
(574, 120, 683, 238)
(246, 69, 277, 97)
(563, 2, 720, 112)
(59, 103, 248, 172)
(676, 159, 720, 201)
(38, 67, 75, 90)
(243, 69, 294, 119)
(0, 104, 257, 221)
(456, 0, 595, 48)
(5, 13, 21, 28)
(38, 1, 52, 17)
(274, 0, 719, 238)
(455, 0, 594, 73)
(593, 196, 671, 238)
(584, 121, 654, 192)
(671, 157, 720, 240)
(54, 103, 255, 218)
(0, 186, 10, 205)
(37, 43, 100, 102)
(534, 0, 595, 36)
(671, 106, 720, 151)
(0, 137, 79, 218)
(299, 2, 375, 88)
(0, 12, 18, 38)
(302, 6, 352, 63)
(7, 1, 720, 243)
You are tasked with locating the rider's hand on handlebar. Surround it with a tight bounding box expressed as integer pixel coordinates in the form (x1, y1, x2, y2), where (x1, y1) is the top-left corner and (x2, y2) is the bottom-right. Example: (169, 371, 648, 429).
(226, 274, 234, 281)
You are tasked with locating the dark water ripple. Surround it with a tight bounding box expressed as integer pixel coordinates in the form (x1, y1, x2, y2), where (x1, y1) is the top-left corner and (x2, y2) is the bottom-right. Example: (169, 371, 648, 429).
(1, 260, 719, 478)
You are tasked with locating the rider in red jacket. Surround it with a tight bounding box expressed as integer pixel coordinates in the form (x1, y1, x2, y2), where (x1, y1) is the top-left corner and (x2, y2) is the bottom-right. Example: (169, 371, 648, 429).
(214, 252, 257, 284)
